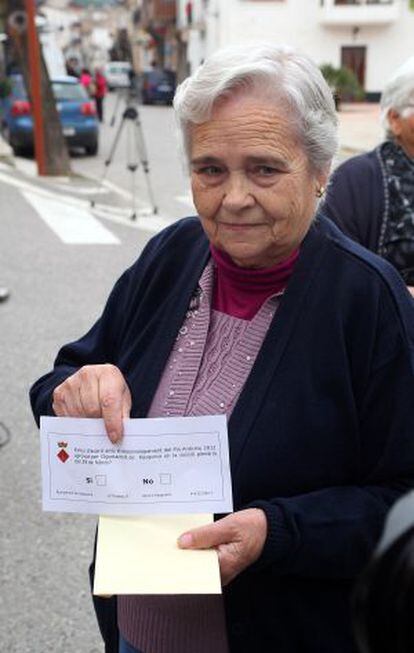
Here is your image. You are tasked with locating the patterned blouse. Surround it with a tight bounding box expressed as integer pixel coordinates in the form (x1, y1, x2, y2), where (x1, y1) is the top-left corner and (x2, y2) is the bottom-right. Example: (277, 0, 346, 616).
(377, 139, 414, 284)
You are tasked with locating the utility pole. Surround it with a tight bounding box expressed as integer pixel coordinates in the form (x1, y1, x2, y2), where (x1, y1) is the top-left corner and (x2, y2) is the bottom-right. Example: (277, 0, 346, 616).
(25, 0, 45, 174)
(7, 0, 71, 175)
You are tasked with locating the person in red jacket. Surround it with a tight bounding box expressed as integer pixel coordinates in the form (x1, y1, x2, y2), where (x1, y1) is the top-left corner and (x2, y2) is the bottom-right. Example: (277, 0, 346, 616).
(94, 68, 107, 122)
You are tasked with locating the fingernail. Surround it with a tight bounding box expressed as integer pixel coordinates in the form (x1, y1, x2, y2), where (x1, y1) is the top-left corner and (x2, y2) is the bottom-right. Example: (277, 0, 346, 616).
(108, 431, 119, 444)
(178, 533, 193, 548)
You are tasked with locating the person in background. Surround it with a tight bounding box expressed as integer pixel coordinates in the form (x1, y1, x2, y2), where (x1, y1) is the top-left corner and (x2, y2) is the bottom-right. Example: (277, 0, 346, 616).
(80, 68, 95, 97)
(323, 58, 414, 295)
(66, 59, 79, 78)
(30, 44, 414, 653)
(94, 68, 107, 122)
(352, 491, 414, 653)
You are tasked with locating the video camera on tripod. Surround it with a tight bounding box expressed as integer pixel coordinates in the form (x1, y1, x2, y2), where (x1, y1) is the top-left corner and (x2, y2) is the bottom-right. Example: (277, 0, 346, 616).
(91, 68, 158, 219)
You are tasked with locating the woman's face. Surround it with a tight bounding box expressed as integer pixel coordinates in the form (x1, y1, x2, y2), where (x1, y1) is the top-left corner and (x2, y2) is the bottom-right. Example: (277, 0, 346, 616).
(388, 107, 414, 158)
(190, 93, 327, 268)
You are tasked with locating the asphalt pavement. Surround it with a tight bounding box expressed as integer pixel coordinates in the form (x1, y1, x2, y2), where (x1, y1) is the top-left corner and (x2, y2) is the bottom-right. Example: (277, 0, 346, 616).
(0, 181, 150, 653)
(0, 99, 385, 653)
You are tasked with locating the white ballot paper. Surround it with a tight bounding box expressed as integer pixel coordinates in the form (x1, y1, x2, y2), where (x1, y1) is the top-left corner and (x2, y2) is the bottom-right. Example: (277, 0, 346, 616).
(93, 514, 222, 595)
(40, 415, 233, 515)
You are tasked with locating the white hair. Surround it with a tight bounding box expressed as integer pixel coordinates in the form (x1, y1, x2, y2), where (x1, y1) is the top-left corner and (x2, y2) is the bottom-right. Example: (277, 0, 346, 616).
(380, 57, 414, 138)
(173, 43, 338, 174)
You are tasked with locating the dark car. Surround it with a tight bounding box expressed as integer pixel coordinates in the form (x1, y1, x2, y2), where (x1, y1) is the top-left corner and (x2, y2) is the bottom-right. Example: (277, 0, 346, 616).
(141, 69, 176, 105)
(0, 74, 99, 155)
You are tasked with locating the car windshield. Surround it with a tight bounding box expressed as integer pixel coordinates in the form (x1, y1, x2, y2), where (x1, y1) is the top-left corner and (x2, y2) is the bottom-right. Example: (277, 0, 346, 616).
(10, 77, 26, 99)
(108, 65, 130, 74)
(145, 70, 173, 83)
(52, 82, 88, 101)
(8, 77, 88, 102)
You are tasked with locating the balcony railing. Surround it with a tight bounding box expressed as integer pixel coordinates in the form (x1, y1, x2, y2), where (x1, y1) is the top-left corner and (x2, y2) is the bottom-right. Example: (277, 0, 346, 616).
(334, 1, 393, 5)
(319, 0, 399, 25)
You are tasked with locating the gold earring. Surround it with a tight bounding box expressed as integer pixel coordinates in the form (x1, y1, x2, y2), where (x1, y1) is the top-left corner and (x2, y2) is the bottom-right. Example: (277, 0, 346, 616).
(316, 186, 325, 198)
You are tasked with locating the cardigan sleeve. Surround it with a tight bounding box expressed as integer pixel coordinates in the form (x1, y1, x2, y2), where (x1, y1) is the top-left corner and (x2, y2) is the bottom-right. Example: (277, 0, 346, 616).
(248, 282, 414, 581)
(323, 152, 384, 253)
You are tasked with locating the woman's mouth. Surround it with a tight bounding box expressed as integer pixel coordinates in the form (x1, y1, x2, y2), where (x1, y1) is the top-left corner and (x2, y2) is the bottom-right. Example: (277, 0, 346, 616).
(219, 222, 264, 231)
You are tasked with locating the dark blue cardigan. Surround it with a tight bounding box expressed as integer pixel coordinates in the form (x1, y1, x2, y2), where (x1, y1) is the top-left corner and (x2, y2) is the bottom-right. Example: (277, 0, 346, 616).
(323, 148, 385, 253)
(30, 215, 414, 653)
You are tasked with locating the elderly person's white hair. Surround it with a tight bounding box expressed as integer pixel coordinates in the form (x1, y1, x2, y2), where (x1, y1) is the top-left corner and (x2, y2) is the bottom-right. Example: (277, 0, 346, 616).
(380, 57, 414, 138)
(173, 43, 338, 175)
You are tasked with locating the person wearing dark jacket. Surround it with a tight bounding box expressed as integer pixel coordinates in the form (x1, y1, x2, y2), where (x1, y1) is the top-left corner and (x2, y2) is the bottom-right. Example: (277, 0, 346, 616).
(0, 286, 9, 302)
(323, 58, 414, 295)
(30, 44, 414, 653)
(353, 491, 414, 653)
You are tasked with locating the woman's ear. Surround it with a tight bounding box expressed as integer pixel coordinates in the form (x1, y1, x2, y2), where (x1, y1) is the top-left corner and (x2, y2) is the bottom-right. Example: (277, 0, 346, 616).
(387, 108, 402, 137)
(317, 170, 329, 195)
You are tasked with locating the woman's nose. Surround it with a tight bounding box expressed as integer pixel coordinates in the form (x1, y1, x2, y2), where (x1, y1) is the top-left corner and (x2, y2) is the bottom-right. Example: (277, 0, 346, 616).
(221, 174, 255, 212)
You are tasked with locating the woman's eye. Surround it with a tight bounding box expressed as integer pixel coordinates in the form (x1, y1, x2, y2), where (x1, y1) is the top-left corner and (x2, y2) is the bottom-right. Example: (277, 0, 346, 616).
(253, 165, 278, 176)
(198, 166, 224, 176)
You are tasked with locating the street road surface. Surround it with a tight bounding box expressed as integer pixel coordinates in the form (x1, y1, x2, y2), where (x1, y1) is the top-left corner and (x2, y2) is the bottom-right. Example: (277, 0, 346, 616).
(71, 91, 195, 220)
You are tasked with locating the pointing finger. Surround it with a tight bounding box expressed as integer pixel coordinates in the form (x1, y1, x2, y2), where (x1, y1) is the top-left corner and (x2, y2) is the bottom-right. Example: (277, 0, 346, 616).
(98, 365, 129, 443)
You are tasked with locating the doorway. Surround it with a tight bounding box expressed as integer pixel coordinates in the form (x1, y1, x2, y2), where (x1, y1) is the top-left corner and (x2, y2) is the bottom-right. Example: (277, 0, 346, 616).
(341, 45, 366, 99)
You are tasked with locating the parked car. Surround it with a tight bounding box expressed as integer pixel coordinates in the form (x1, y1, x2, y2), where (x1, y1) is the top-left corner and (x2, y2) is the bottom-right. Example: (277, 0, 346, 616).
(104, 61, 132, 91)
(141, 69, 176, 105)
(0, 74, 99, 155)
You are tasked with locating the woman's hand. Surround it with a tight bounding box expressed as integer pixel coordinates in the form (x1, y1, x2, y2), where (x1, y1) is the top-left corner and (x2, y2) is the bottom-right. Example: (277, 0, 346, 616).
(407, 286, 414, 298)
(52, 364, 132, 443)
(178, 508, 268, 586)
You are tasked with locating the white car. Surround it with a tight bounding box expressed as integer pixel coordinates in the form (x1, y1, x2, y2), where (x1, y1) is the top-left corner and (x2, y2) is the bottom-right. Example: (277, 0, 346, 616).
(104, 61, 132, 90)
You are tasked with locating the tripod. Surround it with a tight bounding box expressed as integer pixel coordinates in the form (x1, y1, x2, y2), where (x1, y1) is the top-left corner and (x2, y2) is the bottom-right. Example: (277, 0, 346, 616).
(109, 87, 129, 127)
(109, 71, 140, 127)
(91, 92, 158, 220)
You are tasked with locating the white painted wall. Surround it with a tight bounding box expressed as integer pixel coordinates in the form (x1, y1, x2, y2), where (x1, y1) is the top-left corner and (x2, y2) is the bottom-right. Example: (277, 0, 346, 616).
(187, 29, 206, 71)
(183, 0, 414, 95)
(176, 0, 208, 73)
(40, 32, 67, 77)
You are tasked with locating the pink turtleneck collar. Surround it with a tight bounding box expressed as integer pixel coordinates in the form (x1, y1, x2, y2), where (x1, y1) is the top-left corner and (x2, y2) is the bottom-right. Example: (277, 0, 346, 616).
(210, 245, 299, 320)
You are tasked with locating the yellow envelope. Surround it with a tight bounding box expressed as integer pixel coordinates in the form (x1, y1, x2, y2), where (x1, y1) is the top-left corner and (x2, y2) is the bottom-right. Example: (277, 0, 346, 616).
(93, 514, 222, 595)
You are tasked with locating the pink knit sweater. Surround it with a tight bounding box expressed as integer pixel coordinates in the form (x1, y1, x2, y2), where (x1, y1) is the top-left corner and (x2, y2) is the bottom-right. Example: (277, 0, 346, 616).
(117, 259, 286, 653)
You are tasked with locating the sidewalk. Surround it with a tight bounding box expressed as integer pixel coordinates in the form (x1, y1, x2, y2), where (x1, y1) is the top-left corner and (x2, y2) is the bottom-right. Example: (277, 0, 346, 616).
(337, 102, 382, 157)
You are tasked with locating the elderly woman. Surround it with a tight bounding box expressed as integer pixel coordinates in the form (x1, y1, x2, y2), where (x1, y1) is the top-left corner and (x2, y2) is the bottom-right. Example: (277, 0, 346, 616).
(30, 44, 414, 653)
(323, 59, 414, 294)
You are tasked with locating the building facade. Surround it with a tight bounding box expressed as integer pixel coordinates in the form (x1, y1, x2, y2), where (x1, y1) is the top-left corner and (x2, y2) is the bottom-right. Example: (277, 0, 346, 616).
(134, 0, 178, 71)
(178, 0, 414, 98)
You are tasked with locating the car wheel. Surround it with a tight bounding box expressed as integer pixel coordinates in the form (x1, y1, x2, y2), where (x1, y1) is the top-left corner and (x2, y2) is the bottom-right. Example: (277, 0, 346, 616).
(2, 124, 24, 155)
(12, 144, 25, 156)
(86, 141, 98, 156)
(4, 129, 26, 156)
(1, 123, 11, 144)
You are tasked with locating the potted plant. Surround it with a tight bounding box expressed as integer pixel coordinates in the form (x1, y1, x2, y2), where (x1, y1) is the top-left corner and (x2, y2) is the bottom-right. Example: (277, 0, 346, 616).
(320, 63, 364, 109)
